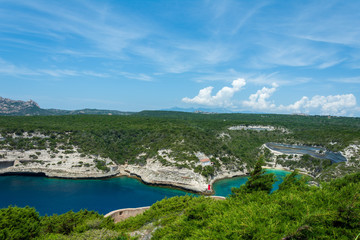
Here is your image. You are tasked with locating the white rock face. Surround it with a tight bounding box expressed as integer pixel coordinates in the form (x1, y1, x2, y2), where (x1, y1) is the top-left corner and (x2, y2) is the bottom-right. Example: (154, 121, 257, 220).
(119, 158, 209, 193)
(0, 148, 119, 178)
(0, 142, 251, 193)
(341, 144, 360, 166)
(228, 125, 288, 133)
(341, 144, 360, 160)
(118, 156, 249, 193)
(210, 166, 248, 184)
(0, 97, 40, 114)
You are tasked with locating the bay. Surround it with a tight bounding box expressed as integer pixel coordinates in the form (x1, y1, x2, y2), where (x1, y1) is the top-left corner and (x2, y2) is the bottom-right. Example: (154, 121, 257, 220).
(0, 169, 291, 215)
(0, 175, 190, 215)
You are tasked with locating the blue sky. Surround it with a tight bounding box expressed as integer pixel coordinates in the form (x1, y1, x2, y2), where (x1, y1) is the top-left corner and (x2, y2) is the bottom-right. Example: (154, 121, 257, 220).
(1, 0, 360, 116)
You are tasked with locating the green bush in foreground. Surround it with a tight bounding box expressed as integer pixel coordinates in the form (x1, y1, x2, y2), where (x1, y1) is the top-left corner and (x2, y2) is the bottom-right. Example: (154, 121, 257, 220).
(231, 157, 276, 196)
(0, 206, 40, 240)
(117, 172, 360, 239)
(0, 208, 125, 240)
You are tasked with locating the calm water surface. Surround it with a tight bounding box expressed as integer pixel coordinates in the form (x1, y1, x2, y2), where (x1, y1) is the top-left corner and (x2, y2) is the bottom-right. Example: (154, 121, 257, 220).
(1, 169, 290, 215)
(0, 176, 190, 215)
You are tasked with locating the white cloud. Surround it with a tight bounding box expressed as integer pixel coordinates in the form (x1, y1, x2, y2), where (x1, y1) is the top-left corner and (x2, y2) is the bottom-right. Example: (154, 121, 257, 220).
(251, 41, 336, 69)
(317, 58, 346, 69)
(240, 82, 359, 116)
(0, 58, 109, 78)
(183, 77, 359, 116)
(331, 76, 360, 84)
(242, 83, 278, 110)
(279, 94, 358, 116)
(0, 58, 38, 76)
(182, 78, 246, 107)
(117, 72, 153, 82)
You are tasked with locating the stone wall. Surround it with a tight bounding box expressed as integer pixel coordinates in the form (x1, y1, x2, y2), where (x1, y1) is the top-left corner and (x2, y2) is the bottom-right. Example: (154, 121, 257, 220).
(105, 196, 226, 223)
(104, 206, 151, 223)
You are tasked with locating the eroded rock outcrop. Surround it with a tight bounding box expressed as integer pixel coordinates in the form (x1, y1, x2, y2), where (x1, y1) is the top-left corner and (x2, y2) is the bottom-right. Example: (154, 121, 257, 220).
(0, 148, 119, 178)
(119, 158, 209, 193)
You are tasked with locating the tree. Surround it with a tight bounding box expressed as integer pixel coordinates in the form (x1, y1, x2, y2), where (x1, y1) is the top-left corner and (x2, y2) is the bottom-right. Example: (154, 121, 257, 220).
(231, 156, 276, 195)
(278, 169, 309, 191)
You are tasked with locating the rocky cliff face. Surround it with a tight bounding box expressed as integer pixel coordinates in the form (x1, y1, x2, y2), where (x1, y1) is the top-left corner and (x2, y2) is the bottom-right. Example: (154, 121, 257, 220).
(119, 158, 210, 193)
(0, 96, 134, 116)
(118, 158, 248, 193)
(0, 148, 248, 193)
(0, 97, 45, 115)
(0, 148, 119, 178)
(0, 131, 249, 193)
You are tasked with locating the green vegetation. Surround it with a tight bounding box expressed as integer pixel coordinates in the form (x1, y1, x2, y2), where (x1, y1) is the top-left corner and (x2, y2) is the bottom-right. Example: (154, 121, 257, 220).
(0, 112, 359, 178)
(1, 170, 359, 239)
(231, 157, 276, 195)
(94, 159, 110, 172)
(1, 112, 359, 238)
(116, 171, 360, 239)
(276, 154, 333, 174)
(0, 207, 124, 240)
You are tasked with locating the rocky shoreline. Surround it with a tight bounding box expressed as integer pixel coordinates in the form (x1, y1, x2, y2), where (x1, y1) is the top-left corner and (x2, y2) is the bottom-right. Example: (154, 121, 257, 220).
(262, 143, 360, 179)
(115, 159, 249, 194)
(0, 148, 251, 194)
(2, 142, 358, 193)
(0, 167, 120, 179)
(0, 148, 120, 179)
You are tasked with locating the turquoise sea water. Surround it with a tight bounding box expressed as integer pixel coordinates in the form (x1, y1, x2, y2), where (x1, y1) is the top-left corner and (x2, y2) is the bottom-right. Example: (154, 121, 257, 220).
(0, 169, 290, 215)
(213, 169, 290, 196)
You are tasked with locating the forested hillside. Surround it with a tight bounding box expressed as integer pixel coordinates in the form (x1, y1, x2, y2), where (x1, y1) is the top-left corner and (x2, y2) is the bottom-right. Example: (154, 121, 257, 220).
(0, 112, 359, 179)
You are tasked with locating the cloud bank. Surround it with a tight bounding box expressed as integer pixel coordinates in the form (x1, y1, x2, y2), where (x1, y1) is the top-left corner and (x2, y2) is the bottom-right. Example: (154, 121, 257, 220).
(242, 83, 278, 110)
(182, 78, 246, 107)
(279, 94, 357, 116)
(182, 78, 359, 116)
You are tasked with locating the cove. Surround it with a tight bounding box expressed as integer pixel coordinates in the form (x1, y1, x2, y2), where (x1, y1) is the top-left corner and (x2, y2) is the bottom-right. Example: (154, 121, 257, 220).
(213, 169, 291, 197)
(0, 169, 291, 216)
(0, 175, 190, 216)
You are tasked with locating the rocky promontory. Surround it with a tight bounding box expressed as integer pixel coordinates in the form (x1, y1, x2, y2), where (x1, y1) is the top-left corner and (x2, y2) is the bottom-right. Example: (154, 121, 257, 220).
(119, 159, 209, 193)
(115, 149, 249, 193)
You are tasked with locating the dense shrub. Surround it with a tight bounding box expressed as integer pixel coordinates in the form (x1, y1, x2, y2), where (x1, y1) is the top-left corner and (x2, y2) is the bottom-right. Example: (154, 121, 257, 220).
(118, 172, 360, 239)
(0, 206, 40, 240)
(231, 157, 276, 195)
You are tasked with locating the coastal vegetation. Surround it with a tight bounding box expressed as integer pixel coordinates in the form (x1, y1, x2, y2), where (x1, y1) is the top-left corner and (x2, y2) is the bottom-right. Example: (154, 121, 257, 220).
(1, 168, 359, 239)
(0, 112, 359, 178)
(0, 111, 359, 179)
